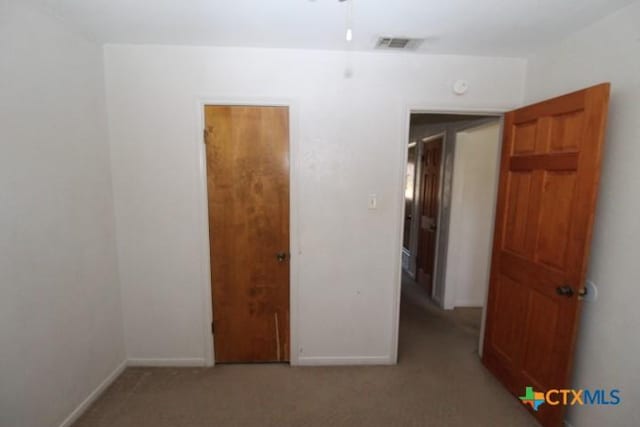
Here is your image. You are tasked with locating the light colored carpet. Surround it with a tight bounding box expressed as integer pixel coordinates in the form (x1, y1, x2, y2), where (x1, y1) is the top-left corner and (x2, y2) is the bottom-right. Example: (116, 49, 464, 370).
(73, 279, 537, 427)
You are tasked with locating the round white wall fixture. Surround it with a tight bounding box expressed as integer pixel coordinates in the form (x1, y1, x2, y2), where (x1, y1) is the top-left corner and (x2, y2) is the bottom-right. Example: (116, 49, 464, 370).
(453, 80, 469, 95)
(583, 280, 598, 302)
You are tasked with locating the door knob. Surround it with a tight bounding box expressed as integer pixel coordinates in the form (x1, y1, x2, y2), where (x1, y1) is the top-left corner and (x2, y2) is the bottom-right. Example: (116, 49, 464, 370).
(556, 285, 574, 297)
(276, 252, 288, 262)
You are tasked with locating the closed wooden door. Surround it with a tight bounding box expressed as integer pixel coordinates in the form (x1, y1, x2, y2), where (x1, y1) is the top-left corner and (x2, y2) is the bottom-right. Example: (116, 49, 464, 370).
(204, 105, 290, 363)
(417, 138, 443, 295)
(482, 84, 610, 426)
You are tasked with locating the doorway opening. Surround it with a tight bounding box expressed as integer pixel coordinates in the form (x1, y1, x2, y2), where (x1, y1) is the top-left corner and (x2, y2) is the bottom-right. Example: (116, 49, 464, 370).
(400, 112, 502, 355)
(396, 85, 610, 426)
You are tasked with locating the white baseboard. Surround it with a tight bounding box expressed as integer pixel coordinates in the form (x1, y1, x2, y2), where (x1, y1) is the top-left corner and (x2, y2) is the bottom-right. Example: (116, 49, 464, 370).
(127, 358, 206, 367)
(431, 293, 444, 307)
(296, 355, 393, 366)
(454, 299, 483, 308)
(58, 360, 127, 427)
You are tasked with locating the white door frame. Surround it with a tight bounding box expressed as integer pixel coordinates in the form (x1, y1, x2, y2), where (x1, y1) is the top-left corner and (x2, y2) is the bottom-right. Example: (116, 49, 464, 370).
(195, 97, 300, 366)
(391, 106, 506, 363)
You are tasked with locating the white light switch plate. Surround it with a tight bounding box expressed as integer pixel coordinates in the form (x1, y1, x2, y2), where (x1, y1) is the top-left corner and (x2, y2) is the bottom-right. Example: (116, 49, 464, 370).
(368, 194, 377, 210)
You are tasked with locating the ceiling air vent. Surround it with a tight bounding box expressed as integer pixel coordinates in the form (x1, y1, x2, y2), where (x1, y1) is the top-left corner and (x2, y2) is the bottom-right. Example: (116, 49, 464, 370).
(375, 37, 423, 50)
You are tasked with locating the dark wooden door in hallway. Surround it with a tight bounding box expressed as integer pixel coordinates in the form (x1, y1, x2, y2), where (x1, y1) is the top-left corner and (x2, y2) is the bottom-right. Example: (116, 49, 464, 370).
(416, 137, 443, 296)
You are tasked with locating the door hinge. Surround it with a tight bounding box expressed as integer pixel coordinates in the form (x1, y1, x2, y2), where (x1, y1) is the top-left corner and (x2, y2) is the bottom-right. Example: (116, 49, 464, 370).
(203, 129, 208, 144)
(211, 321, 215, 334)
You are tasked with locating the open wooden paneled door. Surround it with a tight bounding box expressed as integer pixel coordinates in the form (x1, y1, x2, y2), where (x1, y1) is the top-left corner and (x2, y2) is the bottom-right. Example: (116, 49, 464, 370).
(483, 84, 610, 426)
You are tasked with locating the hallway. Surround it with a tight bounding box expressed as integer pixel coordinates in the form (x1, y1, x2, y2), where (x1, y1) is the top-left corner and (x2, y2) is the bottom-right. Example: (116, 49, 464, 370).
(73, 280, 536, 427)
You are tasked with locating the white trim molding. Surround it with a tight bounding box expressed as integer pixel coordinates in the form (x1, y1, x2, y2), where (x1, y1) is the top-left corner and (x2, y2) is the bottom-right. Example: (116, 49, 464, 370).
(297, 355, 394, 366)
(58, 360, 127, 427)
(127, 358, 207, 367)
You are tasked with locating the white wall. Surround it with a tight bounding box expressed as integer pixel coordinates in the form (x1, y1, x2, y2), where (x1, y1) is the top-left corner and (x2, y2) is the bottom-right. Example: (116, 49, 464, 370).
(444, 122, 500, 309)
(525, 2, 640, 426)
(0, 2, 125, 426)
(103, 45, 526, 364)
